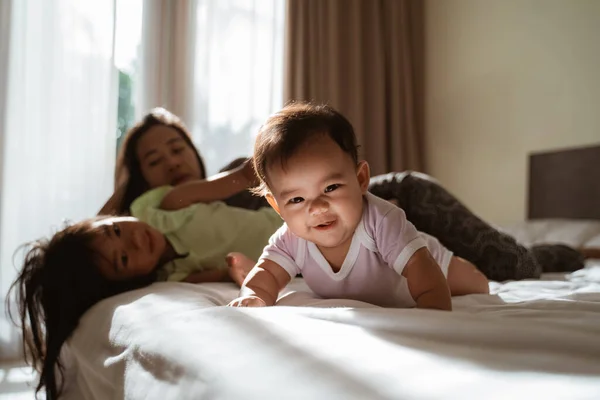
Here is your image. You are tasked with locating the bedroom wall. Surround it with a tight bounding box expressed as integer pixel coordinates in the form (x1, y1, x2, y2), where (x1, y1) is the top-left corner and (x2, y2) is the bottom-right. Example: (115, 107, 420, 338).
(424, 0, 600, 225)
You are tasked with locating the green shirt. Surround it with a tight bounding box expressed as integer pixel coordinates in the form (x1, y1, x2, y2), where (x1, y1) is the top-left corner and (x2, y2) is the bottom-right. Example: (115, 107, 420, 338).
(131, 186, 283, 282)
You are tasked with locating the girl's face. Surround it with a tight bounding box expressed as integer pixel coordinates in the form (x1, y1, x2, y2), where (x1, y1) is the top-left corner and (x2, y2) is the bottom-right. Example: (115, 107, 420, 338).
(91, 217, 167, 281)
(136, 125, 202, 188)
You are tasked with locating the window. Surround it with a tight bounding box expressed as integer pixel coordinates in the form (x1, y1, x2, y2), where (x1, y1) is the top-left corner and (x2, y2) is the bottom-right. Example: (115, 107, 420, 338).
(114, 0, 143, 152)
(111, 0, 285, 173)
(192, 0, 285, 174)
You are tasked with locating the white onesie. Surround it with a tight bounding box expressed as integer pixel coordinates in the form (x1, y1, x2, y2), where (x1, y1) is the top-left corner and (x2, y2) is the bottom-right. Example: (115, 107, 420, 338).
(259, 193, 453, 308)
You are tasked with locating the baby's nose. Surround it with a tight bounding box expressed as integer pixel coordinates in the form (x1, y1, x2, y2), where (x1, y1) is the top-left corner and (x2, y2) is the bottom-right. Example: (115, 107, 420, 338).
(309, 197, 329, 214)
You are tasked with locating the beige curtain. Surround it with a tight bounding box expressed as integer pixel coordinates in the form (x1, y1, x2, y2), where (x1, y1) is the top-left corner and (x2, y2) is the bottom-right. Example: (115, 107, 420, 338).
(137, 0, 197, 124)
(284, 0, 425, 175)
(136, 0, 285, 175)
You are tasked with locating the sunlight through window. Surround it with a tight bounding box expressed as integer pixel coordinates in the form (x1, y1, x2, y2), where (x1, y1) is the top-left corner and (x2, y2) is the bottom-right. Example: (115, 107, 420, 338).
(114, 0, 143, 151)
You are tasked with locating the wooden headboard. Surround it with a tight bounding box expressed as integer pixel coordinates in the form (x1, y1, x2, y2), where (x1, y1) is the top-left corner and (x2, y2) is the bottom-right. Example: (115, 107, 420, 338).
(528, 144, 600, 220)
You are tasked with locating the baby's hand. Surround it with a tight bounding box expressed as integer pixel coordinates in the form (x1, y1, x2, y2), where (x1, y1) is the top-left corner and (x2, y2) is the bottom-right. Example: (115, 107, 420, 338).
(228, 296, 267, 308)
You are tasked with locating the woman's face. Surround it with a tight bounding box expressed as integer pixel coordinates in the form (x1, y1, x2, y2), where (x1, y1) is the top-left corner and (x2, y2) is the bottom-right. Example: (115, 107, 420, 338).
(136, 125, 202, 188)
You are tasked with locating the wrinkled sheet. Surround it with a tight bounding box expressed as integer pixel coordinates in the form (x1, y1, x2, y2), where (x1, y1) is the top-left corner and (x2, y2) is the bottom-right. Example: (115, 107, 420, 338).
(62, 260, 600, 400)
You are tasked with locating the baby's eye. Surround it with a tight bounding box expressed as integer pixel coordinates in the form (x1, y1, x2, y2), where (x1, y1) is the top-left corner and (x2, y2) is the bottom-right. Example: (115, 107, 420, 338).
(172, 147, 185, 154)
(288, 197, 304, 204)
(324, 184, 341, 193)
(121, 253, 128, 268)
(113, 224, 121, 237)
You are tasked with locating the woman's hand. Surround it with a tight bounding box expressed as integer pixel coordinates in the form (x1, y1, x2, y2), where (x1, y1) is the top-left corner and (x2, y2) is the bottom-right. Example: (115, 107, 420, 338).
(98, 178, 129, 215)
(228, 296, 267, 307)
(115, 168, 130, 189)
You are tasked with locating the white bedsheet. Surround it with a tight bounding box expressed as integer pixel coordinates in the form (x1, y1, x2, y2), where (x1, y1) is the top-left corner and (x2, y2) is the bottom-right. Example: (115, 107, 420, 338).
(62, 261, 600, 400)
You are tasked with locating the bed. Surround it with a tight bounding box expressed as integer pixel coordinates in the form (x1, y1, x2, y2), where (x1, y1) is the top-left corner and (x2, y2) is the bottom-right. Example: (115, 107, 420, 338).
(61, 145, 600, 400)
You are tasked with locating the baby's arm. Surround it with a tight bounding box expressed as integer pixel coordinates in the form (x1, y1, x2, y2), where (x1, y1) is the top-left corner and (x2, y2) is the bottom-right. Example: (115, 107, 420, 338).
(229, 259, 291, 307)
(402, 248, 452, 311)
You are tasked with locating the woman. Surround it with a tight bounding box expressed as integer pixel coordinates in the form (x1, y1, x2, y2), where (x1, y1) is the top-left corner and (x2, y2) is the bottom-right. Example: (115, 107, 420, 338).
(100, 108, 589, 282)
(100, 108, 268, 216)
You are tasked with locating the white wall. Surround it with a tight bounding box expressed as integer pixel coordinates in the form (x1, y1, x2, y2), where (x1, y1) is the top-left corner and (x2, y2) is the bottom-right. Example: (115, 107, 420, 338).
(425, 0, 600, 225)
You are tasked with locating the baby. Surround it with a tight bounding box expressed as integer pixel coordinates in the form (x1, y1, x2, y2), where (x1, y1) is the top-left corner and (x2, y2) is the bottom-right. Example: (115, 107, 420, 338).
(229, 103, 489, 310)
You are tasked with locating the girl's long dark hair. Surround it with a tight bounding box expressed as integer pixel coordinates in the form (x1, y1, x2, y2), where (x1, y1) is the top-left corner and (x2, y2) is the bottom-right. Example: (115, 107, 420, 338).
(115, 108, 207, 215)
(6, 219, 156, 399)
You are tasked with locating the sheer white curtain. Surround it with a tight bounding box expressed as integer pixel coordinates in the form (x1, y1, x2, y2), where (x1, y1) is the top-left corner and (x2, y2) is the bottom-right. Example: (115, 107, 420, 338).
(191, 0, 285, 174)
(0, 0, 117, 360)
(138, 0, 285, 175)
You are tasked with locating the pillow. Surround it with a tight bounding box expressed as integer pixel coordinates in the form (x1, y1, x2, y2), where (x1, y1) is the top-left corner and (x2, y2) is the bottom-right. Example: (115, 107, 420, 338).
(501, 219, 600, 249)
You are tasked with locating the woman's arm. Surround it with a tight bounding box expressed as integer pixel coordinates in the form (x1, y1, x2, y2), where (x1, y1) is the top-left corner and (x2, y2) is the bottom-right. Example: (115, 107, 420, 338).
(160, 160, 258, 210)
(98, 183, 127, 215)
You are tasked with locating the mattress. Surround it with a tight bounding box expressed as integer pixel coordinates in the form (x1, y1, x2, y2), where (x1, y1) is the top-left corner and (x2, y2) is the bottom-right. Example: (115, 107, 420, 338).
(60, 257, 600, 400)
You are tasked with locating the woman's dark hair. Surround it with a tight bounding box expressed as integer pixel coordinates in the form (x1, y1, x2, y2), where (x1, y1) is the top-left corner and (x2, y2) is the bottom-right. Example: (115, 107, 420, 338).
(6, 218, 157, 399)
(115, 108, 207, 214)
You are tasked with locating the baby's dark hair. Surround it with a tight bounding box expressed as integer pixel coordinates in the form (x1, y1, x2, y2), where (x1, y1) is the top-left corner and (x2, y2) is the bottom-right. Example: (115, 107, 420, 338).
(6, 218, 156, 399)
(252, 102, 359, 195)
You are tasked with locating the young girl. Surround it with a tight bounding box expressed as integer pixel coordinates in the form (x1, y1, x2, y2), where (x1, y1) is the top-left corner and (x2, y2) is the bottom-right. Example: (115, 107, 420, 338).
(8, 162, 284, 399)
(229, 103, 489, 309)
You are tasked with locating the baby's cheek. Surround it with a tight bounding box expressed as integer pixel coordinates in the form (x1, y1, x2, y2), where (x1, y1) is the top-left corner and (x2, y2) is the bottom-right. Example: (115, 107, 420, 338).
(286, 215, 303, 230)
(285, 214, 306, 235)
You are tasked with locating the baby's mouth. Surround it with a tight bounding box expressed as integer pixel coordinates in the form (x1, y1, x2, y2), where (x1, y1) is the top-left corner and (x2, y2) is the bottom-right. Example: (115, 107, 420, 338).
(314, 220, 336, 230)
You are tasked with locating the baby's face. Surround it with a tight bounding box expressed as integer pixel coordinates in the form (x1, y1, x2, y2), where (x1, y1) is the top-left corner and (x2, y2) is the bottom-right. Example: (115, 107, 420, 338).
(90, 216, 167, 280)
(267, 135, 369, 251)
